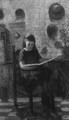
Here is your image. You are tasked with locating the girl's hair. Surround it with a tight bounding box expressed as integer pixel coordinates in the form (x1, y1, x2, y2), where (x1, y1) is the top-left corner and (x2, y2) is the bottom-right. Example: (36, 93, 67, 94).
(23, 34, 36, 49)
(26, 34, 35, 42)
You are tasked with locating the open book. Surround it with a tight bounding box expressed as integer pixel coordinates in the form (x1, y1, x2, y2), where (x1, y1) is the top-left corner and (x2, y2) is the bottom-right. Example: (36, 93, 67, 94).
(22, 55, 61, 67)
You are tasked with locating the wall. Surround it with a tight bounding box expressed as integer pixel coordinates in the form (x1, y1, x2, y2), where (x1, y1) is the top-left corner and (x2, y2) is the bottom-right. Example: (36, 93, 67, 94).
(3, 0, 69, 59)
(0, 0, 68, 99)
(0, 0, 68, 59)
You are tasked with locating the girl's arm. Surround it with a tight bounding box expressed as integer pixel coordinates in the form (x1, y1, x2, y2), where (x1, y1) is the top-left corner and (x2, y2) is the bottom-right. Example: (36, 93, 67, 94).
(19, 61, 37, 70)
(19, 49, 35, 70)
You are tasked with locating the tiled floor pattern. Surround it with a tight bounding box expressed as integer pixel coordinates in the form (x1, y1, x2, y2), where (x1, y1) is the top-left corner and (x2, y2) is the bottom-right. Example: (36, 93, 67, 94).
(0, 97, 68, 120)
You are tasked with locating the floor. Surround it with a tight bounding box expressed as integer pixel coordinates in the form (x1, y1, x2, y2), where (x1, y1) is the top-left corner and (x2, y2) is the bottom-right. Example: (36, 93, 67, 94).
(0, 97, 69, 120)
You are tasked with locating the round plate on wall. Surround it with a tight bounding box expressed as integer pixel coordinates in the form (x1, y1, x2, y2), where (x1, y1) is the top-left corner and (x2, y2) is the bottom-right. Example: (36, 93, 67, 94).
(49, 3, 65, 20)
(54, 41, 63, 49)
(15, 8, 25, 20)
(47, 24, 58, 39)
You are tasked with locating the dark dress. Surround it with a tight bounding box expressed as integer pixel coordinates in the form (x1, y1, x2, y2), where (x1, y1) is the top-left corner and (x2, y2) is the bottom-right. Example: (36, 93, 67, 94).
(19, 48, 41, 93)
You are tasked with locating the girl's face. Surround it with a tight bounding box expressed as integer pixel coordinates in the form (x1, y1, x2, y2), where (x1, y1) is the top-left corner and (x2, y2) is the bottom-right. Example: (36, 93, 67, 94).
(25, 39, 35, 51)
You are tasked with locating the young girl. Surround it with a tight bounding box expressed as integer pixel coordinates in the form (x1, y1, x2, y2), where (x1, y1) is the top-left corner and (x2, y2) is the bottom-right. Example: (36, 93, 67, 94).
(19, 34, 57, 118)
(19, 34, 42, 81)
(19, 34, 41, 70)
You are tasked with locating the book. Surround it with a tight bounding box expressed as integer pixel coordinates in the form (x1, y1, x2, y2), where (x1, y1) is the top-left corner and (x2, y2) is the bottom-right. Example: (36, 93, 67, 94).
(22, 55, 61, 67)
